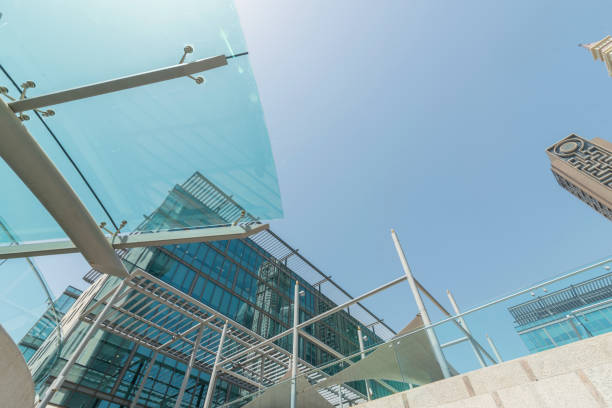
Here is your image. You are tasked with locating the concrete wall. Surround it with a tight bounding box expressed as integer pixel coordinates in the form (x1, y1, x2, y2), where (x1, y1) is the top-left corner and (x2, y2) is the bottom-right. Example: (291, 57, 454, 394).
(0, 324, 35, 408)
(355, 331, 612, 408)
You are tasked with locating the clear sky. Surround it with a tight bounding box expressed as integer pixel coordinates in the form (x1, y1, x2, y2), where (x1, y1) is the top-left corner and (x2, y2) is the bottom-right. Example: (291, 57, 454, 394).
(29, 0, 612, 366)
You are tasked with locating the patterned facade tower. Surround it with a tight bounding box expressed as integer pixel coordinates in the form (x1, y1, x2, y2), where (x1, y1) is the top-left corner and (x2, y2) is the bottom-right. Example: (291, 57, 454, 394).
(547, 135, 612, 221)
(580, 36, 612, 76)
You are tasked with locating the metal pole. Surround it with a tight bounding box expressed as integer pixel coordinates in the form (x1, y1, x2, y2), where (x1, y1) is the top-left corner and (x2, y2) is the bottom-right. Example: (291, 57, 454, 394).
(446, 290, 486, 368)
(337, 384, 343, 408)
(38, 279, 126, 408)
(8, 56, 228, 113)
(129, 350, 159, 408)
(174, 323, 205, 408)
(418, 281, 496, 364)
(203, 320, 229, 408)
(390, 229, 451, 378)
(357, 327, 372, 400)
(486, 334, 503, 363)
(290, 280, 300, 408)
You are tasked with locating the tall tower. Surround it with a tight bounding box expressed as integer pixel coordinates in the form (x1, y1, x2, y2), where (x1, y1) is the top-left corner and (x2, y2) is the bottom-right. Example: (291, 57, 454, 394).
(547, 134, 612, 221)
(580, 36, 612, 76)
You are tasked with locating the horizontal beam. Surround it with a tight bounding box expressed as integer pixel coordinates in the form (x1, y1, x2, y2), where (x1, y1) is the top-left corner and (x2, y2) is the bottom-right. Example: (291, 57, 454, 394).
(440, 336, 468, 349)
(8, 55, 228, 113)
(0, 223, 268, 259)
(219, 275, 407, 366)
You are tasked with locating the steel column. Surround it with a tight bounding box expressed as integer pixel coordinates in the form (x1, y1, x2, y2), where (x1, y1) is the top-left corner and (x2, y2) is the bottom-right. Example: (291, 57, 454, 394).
(38, 279, 127, 407)
(357, 326, 372, 400)
(447, 290, 486, 368)
(390, 229, 451, 378)
(203, 320, 229, 408)
(290, 280, 300, 408)
(486, 334, 503, 363)
(174, 323, 205, 408)
(129, 350, 159, 408)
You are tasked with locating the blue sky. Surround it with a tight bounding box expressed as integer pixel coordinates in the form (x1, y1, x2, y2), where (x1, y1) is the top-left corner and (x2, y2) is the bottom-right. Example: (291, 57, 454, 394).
(28, 0, 612, 365)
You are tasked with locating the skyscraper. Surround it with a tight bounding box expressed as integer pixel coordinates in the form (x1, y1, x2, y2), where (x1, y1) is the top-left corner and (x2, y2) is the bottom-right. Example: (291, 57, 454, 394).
(26, 173, 389, 407)
(580, 36, 612, 76)
(546, 134, 612, 221)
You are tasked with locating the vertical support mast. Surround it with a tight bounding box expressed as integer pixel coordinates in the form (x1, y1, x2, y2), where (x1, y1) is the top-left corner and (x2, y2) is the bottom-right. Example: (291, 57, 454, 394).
(357, 326, 372, 400)
(390, 229, 451, 378)
(446, 290, 486, 368)
(203, 320, 229, 408)
(290, 280, 300, 408)
(174, 323, 205, 408)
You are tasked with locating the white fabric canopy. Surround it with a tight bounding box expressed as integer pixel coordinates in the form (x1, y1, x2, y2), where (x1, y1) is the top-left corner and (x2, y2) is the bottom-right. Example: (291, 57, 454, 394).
(316, 314, 445, 388)
(242, 374, 334, 408)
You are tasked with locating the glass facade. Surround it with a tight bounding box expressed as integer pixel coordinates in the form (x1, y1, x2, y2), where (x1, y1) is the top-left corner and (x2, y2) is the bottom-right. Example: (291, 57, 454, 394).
(28, 173, 387, 407)
(18, 286, 82, 362)
(509, 271, 612, 353)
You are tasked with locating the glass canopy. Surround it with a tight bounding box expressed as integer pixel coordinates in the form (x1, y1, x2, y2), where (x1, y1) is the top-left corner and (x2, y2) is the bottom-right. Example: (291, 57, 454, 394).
(0, 0, 283, 244)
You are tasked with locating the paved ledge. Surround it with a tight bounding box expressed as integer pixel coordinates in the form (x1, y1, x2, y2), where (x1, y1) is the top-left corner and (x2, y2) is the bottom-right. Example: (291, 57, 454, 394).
(355, 331, 612, 408)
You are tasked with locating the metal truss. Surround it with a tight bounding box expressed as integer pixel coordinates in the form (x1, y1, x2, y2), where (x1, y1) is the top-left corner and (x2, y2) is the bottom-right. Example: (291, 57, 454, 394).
(77, 269, 371, 407)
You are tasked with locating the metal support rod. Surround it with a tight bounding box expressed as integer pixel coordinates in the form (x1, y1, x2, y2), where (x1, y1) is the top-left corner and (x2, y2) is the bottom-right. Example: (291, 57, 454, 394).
(203, 320, 229, 408)
(416, 281, 496, 364)
(38, 279, 127, 408)
(290, 280, 300, 408)
(390, 229, 451, 378)
(218, 275, 407, 367)
(447, 290, 486, 368)
(0, 98, 128, 277)
(440, 336, 469, 349)
(174, 323, 205, 408)
(129, 350, 159, 408)
(486, 334, 503, 363)
(357, 327, 372, 400)
(337, 384, 343, 408)
(8, 55, 228, 113)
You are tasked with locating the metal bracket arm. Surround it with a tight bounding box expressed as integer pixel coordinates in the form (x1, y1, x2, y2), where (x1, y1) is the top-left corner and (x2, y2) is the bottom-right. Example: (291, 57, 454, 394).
(8, 55, 228, 113)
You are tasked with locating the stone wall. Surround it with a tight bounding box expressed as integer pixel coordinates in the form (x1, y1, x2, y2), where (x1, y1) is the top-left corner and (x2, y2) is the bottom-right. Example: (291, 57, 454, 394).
(355, 331, 612, 408)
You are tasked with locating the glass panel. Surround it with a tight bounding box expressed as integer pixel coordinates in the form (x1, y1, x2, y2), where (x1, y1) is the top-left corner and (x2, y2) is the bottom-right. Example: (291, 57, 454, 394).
(0, 0, 282, 244)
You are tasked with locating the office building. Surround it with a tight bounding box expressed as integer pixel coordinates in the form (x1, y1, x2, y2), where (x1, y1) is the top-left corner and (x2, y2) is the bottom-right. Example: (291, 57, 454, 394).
(26, 173, 390, 407)
(580, 35, 612, 76)
(18, 286, 82, 362)
(508, 271, 612, 353)
(546, 134, 612, 221)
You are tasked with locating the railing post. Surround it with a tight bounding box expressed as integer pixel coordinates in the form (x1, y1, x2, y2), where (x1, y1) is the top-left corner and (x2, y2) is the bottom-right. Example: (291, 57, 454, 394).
(357, 326, 373, 399)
